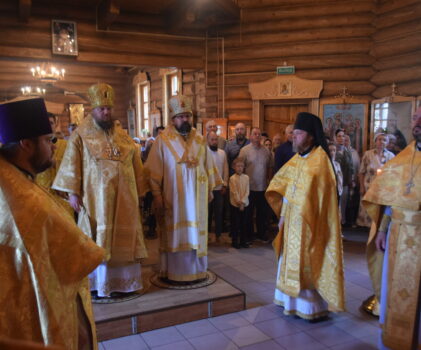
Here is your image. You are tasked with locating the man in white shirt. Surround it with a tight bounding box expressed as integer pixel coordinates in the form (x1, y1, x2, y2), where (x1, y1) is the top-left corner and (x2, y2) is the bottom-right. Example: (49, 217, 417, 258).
(205, 120, 226, 149)
(207, 131, 229, 242)
(238, 127, 272, 243)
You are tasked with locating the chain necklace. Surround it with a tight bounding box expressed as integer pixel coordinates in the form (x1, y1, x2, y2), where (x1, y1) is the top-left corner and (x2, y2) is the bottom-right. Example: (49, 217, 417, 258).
(404, 145, 421, 194)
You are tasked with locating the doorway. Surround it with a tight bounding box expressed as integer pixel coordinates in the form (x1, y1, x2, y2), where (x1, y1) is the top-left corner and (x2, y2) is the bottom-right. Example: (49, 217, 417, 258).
(263, 102, 309, 139)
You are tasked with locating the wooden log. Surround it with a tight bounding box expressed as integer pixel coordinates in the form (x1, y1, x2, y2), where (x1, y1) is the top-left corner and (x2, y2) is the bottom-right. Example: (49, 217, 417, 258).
(182, 73, 196, 83)
(372, 81, 421, 98)
(237, 0, 338, 9)
(322, 81, 376, 96)
(376, 0, 420, 14)
(370, 33, 421, 58)
(370, 65, 421, 86)
(19, 0, 31, 22)
(241, 1, 375, 23)
(31, 4, 95, 21)
(374, 3, 421, 29)
(97, 0, 120, 30)
(77, 51, 203, 69)
(224, 72, 275, 86)
(372, 19, 421, 42)
(220, 67, 374, 85)
(373, 50, 421, 70)
(225, 87, 251, 100)
(227, 110, 252, 120)
(0, 23, 204, 58)
(225, 100, 253, 110)
(219, 13, 374, 35)
(297, 67, 375, 82)
(87, 30, 206, 58)
(224, 38, 371, 61)
(183, 84, 195, 95)
(224, 26, 374, 48)
(223, 54, 374, 74)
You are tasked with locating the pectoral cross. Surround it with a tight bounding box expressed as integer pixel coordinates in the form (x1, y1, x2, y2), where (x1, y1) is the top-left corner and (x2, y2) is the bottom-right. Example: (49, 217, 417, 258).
(405, 181, 414, 194)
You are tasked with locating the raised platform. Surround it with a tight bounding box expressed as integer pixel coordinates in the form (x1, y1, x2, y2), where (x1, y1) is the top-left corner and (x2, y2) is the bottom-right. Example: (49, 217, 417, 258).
(94, 268, 246, 341)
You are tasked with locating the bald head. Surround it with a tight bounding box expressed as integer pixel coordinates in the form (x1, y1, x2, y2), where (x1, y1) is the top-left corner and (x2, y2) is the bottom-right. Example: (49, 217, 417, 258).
(285, 124, 294, 142)
(205, 120, 218, 134)
(207, 131, 218, 149)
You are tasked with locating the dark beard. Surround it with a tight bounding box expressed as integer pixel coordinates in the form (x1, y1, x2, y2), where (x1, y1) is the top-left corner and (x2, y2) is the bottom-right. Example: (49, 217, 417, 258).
(96, 120, 114, 130)
(413, 127, 421, 143)
(236, 135, 245, 142)
(176, 121, 192, 135)
(209, 145, 218, 151)
(29, 143, 53, 174)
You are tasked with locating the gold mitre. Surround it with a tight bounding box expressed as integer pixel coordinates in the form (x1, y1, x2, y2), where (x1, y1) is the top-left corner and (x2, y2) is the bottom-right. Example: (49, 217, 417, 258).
(169, 95, 193, 118)
(88, 83, 114, 109)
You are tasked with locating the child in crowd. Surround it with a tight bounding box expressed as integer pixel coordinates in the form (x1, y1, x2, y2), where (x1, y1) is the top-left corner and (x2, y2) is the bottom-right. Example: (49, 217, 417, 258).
(329, 142, 343, 198)
(229, 158, 250, 249)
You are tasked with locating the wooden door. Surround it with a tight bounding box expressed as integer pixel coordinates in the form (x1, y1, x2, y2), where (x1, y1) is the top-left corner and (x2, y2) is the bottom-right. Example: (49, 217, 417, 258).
(263, 104, 308, 139)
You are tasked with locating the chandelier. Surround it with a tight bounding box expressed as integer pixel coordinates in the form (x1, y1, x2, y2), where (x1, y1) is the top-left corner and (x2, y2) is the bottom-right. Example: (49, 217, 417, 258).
(30, 63, 65, 84)
(21, 86, 46, 96)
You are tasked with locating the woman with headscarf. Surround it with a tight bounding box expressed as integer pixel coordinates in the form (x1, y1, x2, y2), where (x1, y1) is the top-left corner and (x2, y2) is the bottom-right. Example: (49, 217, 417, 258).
(357, 133, 395, 227)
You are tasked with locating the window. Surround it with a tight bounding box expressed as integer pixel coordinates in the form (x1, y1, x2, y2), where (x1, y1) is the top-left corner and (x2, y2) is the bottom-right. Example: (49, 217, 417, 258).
(169, 73, 178, 97)
(160, 68, 181, 125)
(373, 102, 389, 133)
(136, 82, 150, 136)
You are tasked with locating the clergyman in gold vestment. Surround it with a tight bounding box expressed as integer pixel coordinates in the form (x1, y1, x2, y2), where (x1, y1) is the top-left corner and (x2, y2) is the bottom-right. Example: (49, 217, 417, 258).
(266, 112, 345, 320)
(0, 98, 104, 350)
(145, 95, 222, 283)
(53, 84, 148, 297)
(363, 107, 421, 350)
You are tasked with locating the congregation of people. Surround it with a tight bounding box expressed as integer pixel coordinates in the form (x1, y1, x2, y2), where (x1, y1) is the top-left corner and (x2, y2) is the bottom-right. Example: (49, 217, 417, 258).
(0, 83, 419, 350)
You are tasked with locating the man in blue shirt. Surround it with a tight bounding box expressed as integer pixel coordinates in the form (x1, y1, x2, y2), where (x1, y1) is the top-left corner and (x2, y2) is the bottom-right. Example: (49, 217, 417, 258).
(274, 124, 295, 173)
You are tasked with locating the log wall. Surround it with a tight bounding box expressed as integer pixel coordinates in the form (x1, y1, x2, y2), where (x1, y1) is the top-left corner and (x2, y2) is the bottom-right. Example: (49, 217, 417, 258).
(202, 0, 421, 130)
(202, 0, 378, 124)
(0, 0, 420, 135)
(371, 0, 421, 97)
(0, 0, 204, 132)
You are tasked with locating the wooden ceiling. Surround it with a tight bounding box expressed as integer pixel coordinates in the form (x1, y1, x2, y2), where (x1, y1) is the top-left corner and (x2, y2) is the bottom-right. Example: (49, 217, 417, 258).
(12, 0, 240, 36)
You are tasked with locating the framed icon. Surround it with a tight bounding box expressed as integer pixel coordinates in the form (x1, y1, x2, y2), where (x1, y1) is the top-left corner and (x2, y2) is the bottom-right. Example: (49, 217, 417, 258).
(320, 97, 369, 157)
(52, 20, 78, 56)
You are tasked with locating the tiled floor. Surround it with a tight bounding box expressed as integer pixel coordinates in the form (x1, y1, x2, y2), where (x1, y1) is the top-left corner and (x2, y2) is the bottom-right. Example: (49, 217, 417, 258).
(100, 229, 379, 350)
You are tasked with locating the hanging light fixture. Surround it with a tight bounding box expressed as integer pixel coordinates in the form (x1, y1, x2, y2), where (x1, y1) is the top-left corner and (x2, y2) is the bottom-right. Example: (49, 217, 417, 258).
(30, 63, 65, 84)
(21, 86, 46, 96)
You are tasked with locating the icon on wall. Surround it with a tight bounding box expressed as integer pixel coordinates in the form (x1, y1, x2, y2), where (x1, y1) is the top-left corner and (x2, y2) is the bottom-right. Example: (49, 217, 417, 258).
(52, 20, 78, 56)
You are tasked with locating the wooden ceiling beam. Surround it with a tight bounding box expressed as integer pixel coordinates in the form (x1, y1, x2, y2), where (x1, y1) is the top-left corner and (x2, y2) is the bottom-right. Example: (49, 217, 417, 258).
(97, 0, 120, 30)
(213, 0, 240, 19)
(166, 0, 197, 34)
(19, 0, 31, 22)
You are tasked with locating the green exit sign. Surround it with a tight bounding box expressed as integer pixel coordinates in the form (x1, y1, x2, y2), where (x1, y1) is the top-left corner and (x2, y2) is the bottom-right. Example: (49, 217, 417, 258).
(277, 66, 295, 75)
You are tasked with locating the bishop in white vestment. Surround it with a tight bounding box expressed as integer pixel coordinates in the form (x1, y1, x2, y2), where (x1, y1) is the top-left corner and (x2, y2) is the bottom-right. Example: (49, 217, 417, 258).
(145, 95, 221, 282)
